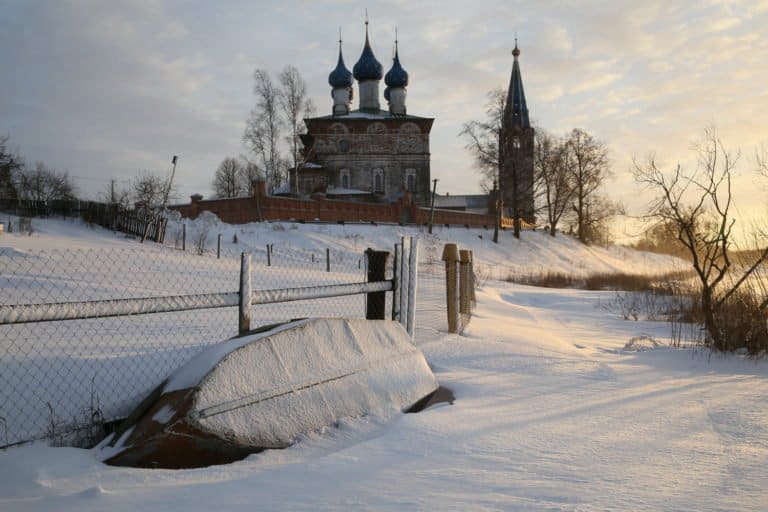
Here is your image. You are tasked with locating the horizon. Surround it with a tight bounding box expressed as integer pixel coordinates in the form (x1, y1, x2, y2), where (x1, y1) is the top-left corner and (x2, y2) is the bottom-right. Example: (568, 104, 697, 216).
(1, 0, 766, 241)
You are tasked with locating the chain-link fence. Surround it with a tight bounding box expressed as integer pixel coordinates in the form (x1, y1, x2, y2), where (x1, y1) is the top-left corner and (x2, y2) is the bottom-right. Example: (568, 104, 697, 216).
(0, 240, 415, 448)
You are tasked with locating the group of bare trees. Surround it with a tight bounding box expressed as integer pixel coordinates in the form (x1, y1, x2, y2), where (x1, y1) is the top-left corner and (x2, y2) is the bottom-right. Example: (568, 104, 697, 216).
(0, 135, 77, 203)
(534, 128, 622, 244)
(242, 65, 314, 194)
(461, 90, 619, 245)
(211, 157, 260, 199)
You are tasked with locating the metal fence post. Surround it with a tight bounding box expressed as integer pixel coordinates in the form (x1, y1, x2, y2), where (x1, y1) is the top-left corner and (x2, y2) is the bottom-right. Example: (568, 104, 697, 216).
(217, 234, 222, 259)
(469, 250, 476, 306)
(182, 223, 186, 252)
(400, 237, 409, 330)
(442, 243, 459, 333)
(365, 249, 389, 320)
(326, 248, 331, 272)
(239, 252, 252, 335)
(266, 244, 271, 266)
(406, 237, 419, 337)
(392, 241, 401, 321)
(459, 249, 471, 320)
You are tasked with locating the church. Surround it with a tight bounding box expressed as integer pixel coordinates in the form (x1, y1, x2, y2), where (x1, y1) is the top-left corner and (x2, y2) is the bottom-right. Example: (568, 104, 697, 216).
(177, 27, 536, 229)
(293, 23, 434, 205)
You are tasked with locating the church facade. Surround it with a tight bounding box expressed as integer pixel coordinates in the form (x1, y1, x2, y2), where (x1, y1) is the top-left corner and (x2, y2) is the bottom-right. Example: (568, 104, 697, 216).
(295, 25, 434, 205)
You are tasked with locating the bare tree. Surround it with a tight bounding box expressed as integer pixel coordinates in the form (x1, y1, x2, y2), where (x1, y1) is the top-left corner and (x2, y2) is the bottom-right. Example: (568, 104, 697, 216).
(460, 88, 506, 193)
(131, 171, 166, 210)
(278, 65, 315, 194)
(0, 135, 23, 200)
(632, 127, 768, 350)
(566, 128, 612, 244)
(243, 70, 284, 193)
(239, 160, 261, 194)
(534, 130, 573, 237)
(212, 157, 244, 198)
(18, 162, 76, 202)
(460, 88, 509, 242)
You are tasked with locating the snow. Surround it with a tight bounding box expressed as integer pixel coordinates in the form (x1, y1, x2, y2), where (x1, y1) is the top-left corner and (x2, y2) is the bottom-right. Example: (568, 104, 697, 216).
(325, 186, 371, 195)
(163, 320, 311, 393)
(1, 216, 767, 511)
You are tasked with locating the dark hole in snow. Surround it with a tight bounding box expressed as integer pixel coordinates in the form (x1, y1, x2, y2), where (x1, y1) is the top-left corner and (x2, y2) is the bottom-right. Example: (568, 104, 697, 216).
(406, 386, 455, 413)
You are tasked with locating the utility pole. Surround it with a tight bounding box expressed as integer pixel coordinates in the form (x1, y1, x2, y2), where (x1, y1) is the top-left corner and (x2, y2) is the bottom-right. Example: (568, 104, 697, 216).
(428, 178, 438, 234)
(161, 155, 179, 211)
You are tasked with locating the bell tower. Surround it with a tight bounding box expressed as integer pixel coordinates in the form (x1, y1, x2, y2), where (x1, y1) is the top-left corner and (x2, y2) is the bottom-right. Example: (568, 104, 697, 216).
(502, 39, 535, 224)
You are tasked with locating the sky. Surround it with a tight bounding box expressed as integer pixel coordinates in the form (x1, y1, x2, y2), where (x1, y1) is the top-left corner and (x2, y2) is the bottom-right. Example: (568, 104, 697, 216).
(1, 0, 767, 240)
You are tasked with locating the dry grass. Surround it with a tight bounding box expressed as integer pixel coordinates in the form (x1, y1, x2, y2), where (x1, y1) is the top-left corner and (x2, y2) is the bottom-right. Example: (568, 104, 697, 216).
(511, 267, 767, 356)
(509, 270, 693, 293)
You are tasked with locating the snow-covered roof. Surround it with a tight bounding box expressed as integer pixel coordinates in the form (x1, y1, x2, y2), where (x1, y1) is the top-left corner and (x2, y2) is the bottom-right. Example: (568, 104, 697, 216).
(326, 187, 371, 196)
(434, 194, 489, 209)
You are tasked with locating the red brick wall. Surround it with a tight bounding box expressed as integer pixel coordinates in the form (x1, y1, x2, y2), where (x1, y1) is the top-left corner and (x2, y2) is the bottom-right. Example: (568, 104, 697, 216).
(173, 188, 507, 228)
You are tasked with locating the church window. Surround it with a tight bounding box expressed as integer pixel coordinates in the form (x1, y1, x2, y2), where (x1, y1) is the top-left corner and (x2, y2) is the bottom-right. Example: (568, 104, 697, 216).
(367, 123, 388, 135)
(405, 169, 417, 192)
(339, 169, 350, 189)
(512, 137, 521, 150)
(398, 123, 420, 135)
(338, 139, 350, 152)
(329, 123, 349, 136)
(373, 168, 385, 193)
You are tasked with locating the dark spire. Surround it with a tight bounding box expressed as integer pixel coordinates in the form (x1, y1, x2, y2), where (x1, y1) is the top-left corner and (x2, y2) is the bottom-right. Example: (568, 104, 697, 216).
(505, 39, 530, 129)
(384, 35, 409, 88)
(328, 30, 353, 88)
(353, 19, 383, 81)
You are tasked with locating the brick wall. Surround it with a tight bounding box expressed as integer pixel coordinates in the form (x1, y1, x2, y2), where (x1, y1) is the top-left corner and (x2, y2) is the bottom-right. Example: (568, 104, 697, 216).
(172, 182, 513, 229)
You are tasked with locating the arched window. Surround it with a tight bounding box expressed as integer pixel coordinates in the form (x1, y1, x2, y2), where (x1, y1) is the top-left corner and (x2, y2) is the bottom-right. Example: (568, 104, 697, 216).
(373, 168, 385, 193)
(405, 169, 417, 192)
(512, 137, 521, 150)
(367, 122, 388, 135)
(339, 169, 350, 189)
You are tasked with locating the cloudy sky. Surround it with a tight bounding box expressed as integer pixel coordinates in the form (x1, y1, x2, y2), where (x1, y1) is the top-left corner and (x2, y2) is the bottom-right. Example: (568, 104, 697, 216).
(1, 0, 767, 238)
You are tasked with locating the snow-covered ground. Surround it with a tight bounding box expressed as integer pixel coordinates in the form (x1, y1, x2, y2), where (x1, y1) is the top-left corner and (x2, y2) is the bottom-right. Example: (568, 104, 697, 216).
(1, 217, 766, 511)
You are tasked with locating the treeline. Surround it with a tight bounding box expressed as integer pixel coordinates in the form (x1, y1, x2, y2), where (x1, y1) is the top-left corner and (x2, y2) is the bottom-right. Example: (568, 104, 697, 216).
(0, 135, 77, 204)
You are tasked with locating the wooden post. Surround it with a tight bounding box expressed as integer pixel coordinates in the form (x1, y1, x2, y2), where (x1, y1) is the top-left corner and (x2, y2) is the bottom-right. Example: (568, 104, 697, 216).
(182, 223, 186, 251)
(365, 249, 389, 320)
(442, 243, 459, 333)
(238, 252, 252, 335)
(217, 234, 222, 259)
(326, 248, 330, 272)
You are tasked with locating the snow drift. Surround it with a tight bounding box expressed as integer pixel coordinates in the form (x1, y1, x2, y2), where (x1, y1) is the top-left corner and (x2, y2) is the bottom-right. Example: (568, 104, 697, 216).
(100, 318, 439, 468)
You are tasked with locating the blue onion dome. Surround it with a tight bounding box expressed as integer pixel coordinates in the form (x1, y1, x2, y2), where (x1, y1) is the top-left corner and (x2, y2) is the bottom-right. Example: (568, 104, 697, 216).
(384, 86, 391, 101)
(353, 26, 383, 81)
(328, 44, 353, 88)
(384, 47, 408, 88)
